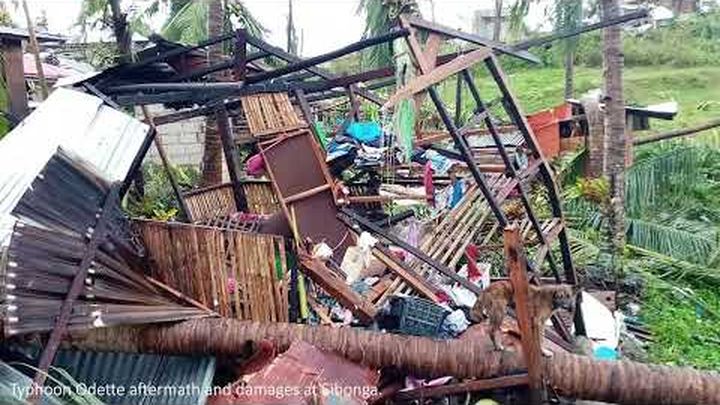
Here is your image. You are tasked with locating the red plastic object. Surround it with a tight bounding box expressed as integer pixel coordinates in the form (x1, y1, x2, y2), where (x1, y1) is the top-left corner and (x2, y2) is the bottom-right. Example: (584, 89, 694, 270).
(526, 103, 569, 159)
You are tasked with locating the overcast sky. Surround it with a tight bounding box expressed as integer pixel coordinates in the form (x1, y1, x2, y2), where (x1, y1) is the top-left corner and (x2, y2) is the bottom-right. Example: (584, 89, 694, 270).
(11, 0, 551, 56)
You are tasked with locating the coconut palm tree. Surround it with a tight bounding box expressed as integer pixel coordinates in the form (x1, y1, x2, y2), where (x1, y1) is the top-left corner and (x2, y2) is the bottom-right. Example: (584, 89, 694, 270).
(509, 0, 585, 99)
(356, 0, 419, 68)
(161, 0, 266, 45)
(601, 0, 626, 253)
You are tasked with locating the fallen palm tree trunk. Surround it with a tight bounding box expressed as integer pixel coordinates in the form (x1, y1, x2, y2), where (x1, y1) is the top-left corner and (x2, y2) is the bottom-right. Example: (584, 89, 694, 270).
(136, 318, 720, 405)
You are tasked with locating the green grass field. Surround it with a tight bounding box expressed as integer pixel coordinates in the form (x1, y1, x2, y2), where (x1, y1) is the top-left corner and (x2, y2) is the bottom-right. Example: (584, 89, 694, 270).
(443, 65, 720, 136)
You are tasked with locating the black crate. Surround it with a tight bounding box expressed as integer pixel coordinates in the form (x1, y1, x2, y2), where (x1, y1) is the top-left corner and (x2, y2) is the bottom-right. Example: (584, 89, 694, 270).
(389, 296, 449, 337)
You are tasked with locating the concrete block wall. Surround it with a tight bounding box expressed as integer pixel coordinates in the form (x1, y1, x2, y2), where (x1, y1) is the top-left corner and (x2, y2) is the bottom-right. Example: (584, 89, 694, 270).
(143, 104, 206, 168)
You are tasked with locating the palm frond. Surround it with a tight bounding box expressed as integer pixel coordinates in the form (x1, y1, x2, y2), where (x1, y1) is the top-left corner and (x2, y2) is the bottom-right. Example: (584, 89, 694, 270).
(226, 0, 267, 39)
(625, 146, 702, 217)
(627, 245, 720, 288)
(162, 0, 266, 45)
(161, 0, 208, 44)
(356, 0, 418, 68)
(508, 0, 532, 37)
(553, 0, 583, 53)
(626, 218, 718, 265)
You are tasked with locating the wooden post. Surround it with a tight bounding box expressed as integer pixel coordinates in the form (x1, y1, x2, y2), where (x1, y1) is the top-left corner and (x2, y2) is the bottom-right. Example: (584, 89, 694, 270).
(215, 104, 248, 212)
(1, 37, 28, 119)
(22, 0, 48, 100)
(233, 29, 247, 81)
(454, 72, 463, 126)
(141, 106, 191, 221)
(504, 225, 544, 404)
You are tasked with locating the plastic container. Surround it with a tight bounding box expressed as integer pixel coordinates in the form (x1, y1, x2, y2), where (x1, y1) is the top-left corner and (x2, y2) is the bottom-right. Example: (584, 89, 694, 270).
(389, 296, 450, 337)
(526, 103, 572, 159)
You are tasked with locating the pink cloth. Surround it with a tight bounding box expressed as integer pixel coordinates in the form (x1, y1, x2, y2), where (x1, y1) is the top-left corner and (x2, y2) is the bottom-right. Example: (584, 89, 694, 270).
(423, 161, 435, 207)
(246, 153, 265, 176)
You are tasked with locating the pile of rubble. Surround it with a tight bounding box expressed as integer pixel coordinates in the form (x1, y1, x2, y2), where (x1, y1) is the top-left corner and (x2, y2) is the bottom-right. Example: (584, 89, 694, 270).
(0, 10, 718, 405)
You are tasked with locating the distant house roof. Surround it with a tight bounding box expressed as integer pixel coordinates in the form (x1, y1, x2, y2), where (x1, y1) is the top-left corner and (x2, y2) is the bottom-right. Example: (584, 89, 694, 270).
(23, 54, 75, 80)
(0, 26, 65, 42)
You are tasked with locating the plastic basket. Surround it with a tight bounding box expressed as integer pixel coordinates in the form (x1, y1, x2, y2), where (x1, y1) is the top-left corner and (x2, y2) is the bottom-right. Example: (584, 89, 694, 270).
(389, 296, 449, 337)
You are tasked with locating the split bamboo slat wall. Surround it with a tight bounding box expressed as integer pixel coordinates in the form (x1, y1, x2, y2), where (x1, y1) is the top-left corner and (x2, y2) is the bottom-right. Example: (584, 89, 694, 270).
(184, 182, 280, 221)
(183, 183, 236, 222)
(136, 220, 289, 323)
(378, 174, 515, 304)
(240, 93, 306, 138)
(243, 182, 280, 214)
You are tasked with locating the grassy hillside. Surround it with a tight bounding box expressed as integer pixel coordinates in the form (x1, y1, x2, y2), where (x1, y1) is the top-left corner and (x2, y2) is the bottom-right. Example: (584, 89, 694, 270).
(444, 65, 720, 135)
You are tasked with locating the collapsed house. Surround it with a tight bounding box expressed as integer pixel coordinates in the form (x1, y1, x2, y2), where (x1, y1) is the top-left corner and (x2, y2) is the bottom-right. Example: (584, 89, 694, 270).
(1, 8, 719, 405)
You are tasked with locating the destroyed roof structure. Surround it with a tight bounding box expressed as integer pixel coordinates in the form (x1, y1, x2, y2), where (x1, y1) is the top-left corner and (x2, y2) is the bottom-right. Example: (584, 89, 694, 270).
(1, 6, 720, 405)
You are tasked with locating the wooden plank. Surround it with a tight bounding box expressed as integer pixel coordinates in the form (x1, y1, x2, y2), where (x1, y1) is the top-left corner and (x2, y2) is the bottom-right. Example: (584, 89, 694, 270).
(141, 108, 191, 221)
(1, 39, 28, 119)
(384, 48, 492, 109)
(405, 15, 540, 63)
(298, 255, 377, 324)
(215, 104, 248, 212)
(505, 226, 543, 404)
(400, 15, 433, 74)
(372, 247, 439, 302)
(233, 29, 247, 80)
(282, 184, 331, 204)
(534, 219, 564, 266)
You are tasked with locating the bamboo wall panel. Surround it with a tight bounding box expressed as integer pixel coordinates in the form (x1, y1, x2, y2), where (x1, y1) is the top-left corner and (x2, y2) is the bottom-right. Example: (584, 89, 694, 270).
(136, 220, 288, 323)
(183, 183, 236, 222)
(243, 182, 280, 214)
(240, 93, 306, 138)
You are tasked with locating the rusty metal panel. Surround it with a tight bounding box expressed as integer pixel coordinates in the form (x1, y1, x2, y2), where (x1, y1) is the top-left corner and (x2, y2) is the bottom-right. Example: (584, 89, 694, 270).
(215, 341, 379, 405)
(260, 129, 350, 260)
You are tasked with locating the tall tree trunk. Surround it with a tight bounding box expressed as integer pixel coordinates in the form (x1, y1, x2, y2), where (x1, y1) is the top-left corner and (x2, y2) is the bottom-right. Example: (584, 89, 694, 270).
(201, 0, 225, 186)
(286, 0, 297, 55)
(601, 0, 626, 254)
(130, 318, 720, 405)
(493, 0, 503, 41)
(108, 0, 132, 63)
(563, 49, 574, 100)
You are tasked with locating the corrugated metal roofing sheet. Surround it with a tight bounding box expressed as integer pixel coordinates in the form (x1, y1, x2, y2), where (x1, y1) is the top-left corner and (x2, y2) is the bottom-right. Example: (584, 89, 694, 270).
(51, 350, 215, 405)
(1, 350, 215, 405)
(0, 88, 149, 245)
(215, 341, 378, 405)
